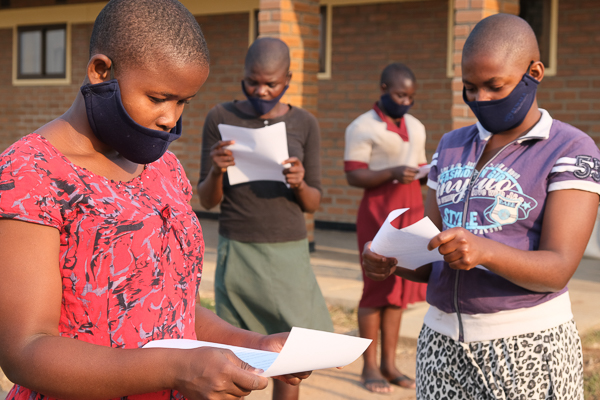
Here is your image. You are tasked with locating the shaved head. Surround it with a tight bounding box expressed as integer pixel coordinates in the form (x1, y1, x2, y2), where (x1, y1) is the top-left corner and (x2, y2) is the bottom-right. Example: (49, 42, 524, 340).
(245, 37, 291, 73)
(90, 0, 209, 72)
(380, 63, 416, 88)
(463, 14, 539, 69)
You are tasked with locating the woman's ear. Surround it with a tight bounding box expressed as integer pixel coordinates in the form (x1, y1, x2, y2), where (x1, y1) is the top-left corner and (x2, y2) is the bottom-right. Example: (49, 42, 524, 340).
(285, 71, 292, 86)
(529, 61, 545, 83)
(86, 54, 113, 85)
(380, 83, 388, 94)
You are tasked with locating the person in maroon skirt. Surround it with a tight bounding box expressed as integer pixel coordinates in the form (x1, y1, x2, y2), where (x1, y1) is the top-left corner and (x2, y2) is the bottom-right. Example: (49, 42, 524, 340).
(344, 63, 428, 393)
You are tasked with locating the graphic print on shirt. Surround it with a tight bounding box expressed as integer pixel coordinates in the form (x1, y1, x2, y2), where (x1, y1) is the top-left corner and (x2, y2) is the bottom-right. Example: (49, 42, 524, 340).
(437, 162, 538, 234)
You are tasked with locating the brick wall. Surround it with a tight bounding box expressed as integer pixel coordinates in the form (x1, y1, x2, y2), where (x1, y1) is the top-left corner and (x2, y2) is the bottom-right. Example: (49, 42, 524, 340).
(4, 0, 99, 8)
(258, 0, 320, 112)
(536, 0, 600, 144)
(315, 0, 452, 223)
(0, 13, 249, 211)
(0, 23, 92, 151)
(2, 0, 597, 224)
(450, 0, 519, 130)
(173, 13, 249, 210)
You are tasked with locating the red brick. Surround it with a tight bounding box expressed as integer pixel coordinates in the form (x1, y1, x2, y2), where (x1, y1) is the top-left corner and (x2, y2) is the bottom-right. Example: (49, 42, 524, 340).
(454, 0, 469, 9)
(456, 10, 487, 24)
(565, 80, 591, 89)
(581, 91, 600, 100)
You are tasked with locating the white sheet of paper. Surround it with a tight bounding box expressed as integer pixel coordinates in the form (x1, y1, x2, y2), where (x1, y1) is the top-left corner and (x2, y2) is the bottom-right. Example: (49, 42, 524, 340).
(261, 327, 371, 377)
(143, 327, 371, 377)
(414, 164, 431, 180)
(370, 208, 444, 270)
(143, 339, 279, 372)
(218, 122, 290, 186)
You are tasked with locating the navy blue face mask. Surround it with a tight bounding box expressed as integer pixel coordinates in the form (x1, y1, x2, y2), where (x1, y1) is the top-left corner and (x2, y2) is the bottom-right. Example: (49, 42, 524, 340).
(463, 68, 539, 134)
(380, 93, 413, 119)
(80, 79, 182, 164)
(241, 80, 288, 116)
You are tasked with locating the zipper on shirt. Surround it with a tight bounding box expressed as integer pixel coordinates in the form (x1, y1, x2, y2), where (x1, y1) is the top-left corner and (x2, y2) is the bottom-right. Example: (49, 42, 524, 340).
(454, 139, 519, 342)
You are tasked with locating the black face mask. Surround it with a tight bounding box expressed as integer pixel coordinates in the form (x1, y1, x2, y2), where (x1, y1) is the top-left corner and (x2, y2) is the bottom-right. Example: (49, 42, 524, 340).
(241, 80, 288, 116)
(80, 79, 182, 164)
(380, 93, 413, 119)
(463, 64, 539, 134)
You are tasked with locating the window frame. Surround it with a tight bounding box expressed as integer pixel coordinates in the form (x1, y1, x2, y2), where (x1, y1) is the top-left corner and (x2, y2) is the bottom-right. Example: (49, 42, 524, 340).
(317, 4, 332, 80)
(447, 0, 558, 78)
(249, 8, 259, 44)
(12, 23, 71, 86)
(519, 0, 558, 76)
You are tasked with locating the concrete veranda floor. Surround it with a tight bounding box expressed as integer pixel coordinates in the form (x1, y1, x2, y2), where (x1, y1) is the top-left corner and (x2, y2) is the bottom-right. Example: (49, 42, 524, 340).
(1, 218, 599, 399)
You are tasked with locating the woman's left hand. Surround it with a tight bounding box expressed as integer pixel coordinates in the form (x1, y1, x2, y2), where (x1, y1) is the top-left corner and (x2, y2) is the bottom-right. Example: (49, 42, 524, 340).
(428, 227, 486, 271)
(257, 332, 312, 385)
(282, 157, 306, 189)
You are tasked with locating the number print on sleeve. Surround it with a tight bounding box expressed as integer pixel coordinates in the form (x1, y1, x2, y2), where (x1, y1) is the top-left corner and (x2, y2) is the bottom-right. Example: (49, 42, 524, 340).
(574, 155, 600, 182)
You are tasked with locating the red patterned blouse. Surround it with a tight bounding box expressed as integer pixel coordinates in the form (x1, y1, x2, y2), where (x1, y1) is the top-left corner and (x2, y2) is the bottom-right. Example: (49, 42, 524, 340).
(0, 134, 204, 400)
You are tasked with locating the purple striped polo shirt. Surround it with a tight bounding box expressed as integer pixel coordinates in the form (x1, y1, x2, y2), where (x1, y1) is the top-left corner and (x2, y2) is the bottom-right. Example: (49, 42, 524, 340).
(425, 109, 600, 341)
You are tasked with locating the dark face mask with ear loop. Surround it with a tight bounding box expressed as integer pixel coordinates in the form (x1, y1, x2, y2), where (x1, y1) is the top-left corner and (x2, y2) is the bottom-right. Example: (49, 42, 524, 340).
(463, 62, 540, 134)
(241, 80, 289, 116)
(380, 93, 413, 119)
(80, 61, 182, 165)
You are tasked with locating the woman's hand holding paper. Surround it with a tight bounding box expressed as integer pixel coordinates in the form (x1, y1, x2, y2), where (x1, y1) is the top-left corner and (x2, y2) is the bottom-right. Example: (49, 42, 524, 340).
(390, 165, 419, 184)
(210, 140, 236, 174)
(256, 332, 312, 386)
(173, 346, 268, 400)
(427, 227, 485, 271)
(362, 241, 398, 281)
(282, 157, 305, 189)
(363, 241, 433, 283)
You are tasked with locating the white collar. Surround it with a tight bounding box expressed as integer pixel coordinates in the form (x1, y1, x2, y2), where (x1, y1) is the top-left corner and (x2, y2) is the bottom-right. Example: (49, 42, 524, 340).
(477, 109, 553, 142)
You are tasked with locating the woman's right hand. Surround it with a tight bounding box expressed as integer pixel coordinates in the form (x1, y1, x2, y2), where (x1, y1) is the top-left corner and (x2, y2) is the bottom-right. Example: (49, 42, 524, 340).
(390, 166, 418, 184)
(362, 241, 398, 281)
(174, 346, 268, 399)
(210, 140, 235, 175)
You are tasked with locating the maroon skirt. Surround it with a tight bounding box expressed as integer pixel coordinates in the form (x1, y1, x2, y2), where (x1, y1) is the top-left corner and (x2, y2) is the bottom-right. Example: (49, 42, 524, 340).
(357, 179, 427, 309)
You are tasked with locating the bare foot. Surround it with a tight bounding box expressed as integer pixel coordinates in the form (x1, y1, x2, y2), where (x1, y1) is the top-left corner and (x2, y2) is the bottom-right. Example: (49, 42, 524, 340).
(361, 368, 392, 394)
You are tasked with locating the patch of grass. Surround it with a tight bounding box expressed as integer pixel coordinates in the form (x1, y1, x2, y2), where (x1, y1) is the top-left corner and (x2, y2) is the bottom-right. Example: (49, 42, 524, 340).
(200, 296, 216, 313)
(583, 330, 600, 400)
(585, 372, 600, 400)
(584, 330, 600, 349)
(328, 305, 358, 334)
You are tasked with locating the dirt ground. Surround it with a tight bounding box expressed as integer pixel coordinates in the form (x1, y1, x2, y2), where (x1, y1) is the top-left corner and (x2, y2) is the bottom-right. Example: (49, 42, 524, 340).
(0, 304, 598, 400)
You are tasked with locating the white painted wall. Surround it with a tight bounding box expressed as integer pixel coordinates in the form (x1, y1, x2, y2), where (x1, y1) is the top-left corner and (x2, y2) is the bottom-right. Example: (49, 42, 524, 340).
(584, 208, 600, 260)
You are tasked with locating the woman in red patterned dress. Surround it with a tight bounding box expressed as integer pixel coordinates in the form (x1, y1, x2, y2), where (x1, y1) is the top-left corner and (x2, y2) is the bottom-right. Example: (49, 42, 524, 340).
(0, 1, 308, 399)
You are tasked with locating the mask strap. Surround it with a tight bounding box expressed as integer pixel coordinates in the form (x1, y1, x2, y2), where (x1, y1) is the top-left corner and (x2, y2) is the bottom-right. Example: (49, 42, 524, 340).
(108, 57, 116, 80)
(526, 61, 534, 75)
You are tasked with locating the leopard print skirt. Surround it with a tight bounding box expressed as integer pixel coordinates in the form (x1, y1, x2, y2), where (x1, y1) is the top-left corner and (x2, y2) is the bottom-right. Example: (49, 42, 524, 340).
(416, 319, 583, 399)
